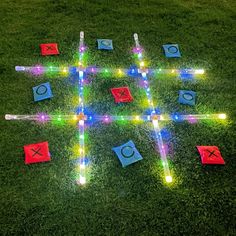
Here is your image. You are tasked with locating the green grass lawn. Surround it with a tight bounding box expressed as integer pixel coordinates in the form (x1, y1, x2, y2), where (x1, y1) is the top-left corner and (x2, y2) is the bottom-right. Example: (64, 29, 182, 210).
(1, 0, 236, 235)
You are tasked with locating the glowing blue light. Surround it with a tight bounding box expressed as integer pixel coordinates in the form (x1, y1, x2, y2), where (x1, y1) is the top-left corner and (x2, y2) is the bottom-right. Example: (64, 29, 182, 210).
(15, 66, 25, 71)
(79, 71, 83, 78)
(179, 69, 194, 80)
(160, 128, 172, 141)
(171, 113, 183, 122)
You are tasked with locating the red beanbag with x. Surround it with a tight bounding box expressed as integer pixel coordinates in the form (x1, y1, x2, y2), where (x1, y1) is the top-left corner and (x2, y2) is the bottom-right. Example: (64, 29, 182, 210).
(196, 146, 225, 165)
(111, 87, 133, 103)
(40, 43, 59, 56)
(24, 141, 51, 164)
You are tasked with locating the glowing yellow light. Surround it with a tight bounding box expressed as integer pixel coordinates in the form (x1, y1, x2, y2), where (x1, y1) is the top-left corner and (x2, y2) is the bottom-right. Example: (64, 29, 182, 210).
(135, 116, 140, 120)
(62, 67, 68, 73)
(195, 69, 205, 74)
(78, 62, 82, 67)
(160, 115, 164, 120)
(79, 148, 84, 154)
(218, 114, 226, 119)
(171, 69, 175, 73)
(165, 176, 172, 183)
(140, 61, 145, 67)
(73, 115, 77, 120)
(116, 68, 124, 77)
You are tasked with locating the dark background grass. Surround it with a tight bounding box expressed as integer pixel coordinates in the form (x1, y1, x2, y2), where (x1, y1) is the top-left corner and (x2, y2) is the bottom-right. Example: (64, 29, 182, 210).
(0, 0, 236, 235)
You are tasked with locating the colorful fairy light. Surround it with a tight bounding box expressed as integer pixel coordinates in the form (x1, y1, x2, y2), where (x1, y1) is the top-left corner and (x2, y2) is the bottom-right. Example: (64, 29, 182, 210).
(103, 115, 111, 123)
(218, 113, 227, 119)
(165, 175, 173, 183)
(31, 65, 44, 76)
(62, 67, 68, 73)
(37, 113, 49, 123)
(140, 61, 145, 67)
(79, 120, 84, 126)
(195, 69, 205, 74)
(78, 175, 86, 185)
(79, 46, 86, 53)
(15, 66, 26, 71)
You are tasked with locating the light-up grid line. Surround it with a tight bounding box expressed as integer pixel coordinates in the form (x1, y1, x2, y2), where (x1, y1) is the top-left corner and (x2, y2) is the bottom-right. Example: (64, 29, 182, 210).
(133, 33, 171, 182)
(15, 67, 205, 77)
(77, 31, 87, 184)
(5, 114, 227, 122)
(6, 32, 226, 185)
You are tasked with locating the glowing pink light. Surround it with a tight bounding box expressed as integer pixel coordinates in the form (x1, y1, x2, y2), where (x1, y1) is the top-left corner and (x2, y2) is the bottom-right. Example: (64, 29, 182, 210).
(132, 47, 143, 54)
(90, 67, 97, 74)
(103, 115, 111, 123)
(79, 46, 86, 53)
(31, 65, 44, 76)
(86, 67, 97, 74)
(187, 115, 198, 124)
(37, 113, 49, 123)
(138, 80, 149, 88)
(82, 79, 90, 85)
(156, 143, 169, 156)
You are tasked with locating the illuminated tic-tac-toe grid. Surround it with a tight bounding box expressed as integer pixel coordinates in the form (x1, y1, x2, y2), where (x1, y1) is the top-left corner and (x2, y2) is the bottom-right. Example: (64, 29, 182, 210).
(5, 32, 226, 185)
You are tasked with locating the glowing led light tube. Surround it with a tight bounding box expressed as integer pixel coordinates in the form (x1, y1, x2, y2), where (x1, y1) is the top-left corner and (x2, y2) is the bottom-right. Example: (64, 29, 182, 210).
(5, 114, 226, 122)
(15, 66, 205, 76)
